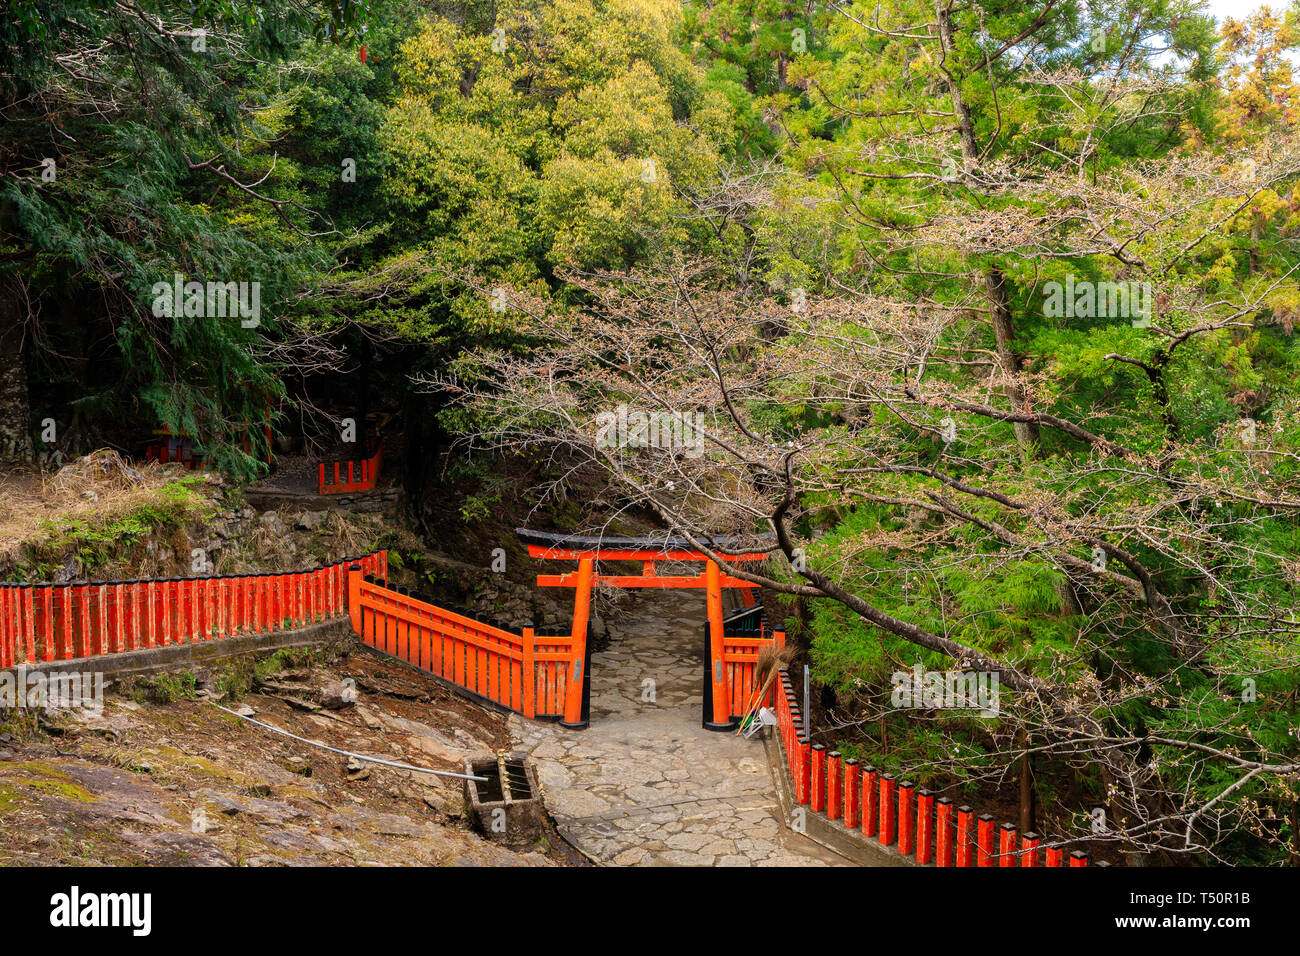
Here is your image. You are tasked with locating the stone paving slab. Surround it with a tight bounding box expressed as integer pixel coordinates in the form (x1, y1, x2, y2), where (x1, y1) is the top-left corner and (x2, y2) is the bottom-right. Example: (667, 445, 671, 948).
(511, 588, 846, 867)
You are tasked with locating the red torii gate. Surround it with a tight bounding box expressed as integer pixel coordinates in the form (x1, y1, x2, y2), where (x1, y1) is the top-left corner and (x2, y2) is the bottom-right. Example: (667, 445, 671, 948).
(517, 528, 777, 730)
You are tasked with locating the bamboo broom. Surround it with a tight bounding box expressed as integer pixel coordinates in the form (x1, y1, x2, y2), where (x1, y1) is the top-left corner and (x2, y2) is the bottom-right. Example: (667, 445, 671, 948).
(735, 643, 795, 736)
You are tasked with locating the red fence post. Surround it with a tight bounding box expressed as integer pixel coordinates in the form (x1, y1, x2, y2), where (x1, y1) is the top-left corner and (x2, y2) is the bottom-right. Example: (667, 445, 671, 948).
(34, 584, 52, 664)
(521, 624, 536, 719)
(310, 567, 321, 622)
(976, 814, 996, 867)
(130, 582, 143, 649)
(166, 580, 179, 647)
(826, 750, 842, 820)
(178, 578, 192, 645)
(1069, 850, 1090, 867)
(0, 582, 14, 665)
(113, 582, 127, 652)
(1044, 843, 1064, 867)
(282, 570, 294, 627)
(0, 584, 10, 667)
(796, 732, 811, 806)
(56, 584, 71, 658)
(916, 789, 935, 864)
(843, 758, 860, 829)
(897, 780, 915, 856)
(75, 582, 91, 656)
(810, 743, 826, 813)
(1021, 831, 1040, 867)
(956, 806, 974, 867)
(879, 773, 897, 846)
(1000, 823, 1018, 866)
(862, 766, 878, 837)
(219, 577, 231, 640)
(262, 572, 273, 632)
(936, 797, 954, 866)
(94, 582, 109, 655)
(1, 585, 12, 667)
(347, 564, 362, 634)
(0, 584, 11, 667)
(248, 574, 260, 634)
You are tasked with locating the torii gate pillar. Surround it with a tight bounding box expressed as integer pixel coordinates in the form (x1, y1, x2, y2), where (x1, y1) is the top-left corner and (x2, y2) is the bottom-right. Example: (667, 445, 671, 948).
(703, 559, 733, 730)
(561, 557, 594, 728)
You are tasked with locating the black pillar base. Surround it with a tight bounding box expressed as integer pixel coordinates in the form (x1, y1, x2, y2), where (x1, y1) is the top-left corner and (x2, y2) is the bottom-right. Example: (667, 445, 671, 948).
(560, 719, 589, 730)
(703, 719, 738, 733)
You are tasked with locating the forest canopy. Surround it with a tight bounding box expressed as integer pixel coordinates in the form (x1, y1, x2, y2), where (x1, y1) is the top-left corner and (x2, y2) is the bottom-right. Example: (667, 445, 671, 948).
(2, 0, 1299, 864)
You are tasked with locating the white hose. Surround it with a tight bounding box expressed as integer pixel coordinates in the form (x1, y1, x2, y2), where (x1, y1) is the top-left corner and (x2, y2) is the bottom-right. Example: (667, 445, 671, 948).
(211, 702, 488, 781)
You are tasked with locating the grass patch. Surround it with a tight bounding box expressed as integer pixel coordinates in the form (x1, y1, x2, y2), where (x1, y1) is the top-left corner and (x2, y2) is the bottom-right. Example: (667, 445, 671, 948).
(129, 671, 199, 705)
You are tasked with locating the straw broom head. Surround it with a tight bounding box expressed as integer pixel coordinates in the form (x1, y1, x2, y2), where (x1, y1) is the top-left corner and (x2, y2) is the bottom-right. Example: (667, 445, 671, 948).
(754, 642, 795, 688)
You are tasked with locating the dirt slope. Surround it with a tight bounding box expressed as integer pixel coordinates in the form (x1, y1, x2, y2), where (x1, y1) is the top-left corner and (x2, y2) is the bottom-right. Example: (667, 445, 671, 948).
(0, 648, 581, 867)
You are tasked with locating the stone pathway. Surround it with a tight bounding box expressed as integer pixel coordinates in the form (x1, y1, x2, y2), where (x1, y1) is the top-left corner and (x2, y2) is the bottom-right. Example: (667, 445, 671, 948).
(510, 588, 846, 866)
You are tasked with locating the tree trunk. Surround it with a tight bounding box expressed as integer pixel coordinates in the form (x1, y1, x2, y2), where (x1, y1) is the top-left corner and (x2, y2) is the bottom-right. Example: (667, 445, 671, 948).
(933, 0, 979, 162)
(1019, 737, 1037, 833)
(1292, 797, 1299, 866)
(0, 285, 33, 464)
(984, 266, 1039, 453)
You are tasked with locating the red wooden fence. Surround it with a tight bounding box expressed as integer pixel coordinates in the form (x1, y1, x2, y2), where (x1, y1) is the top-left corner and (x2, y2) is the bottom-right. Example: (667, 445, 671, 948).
(0, 552, 387, 667)
(721, 604, 777, 721)
(318, 442, 383, 495)
(772, 667, 1098, 867)
(347, 573, 581, 720)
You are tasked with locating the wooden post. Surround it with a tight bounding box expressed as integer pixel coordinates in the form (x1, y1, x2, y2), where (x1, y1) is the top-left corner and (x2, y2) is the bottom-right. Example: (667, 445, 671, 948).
(561, 557, 594, 728)
(827, 751, 843, 820)
(522, 625, 536, 719)
(936, 797, 954, 866)
(880, 773, 897, 846)
(1021, 831, 1040, 867)
(862, 766, 879, 836)
(844, 758, 861, 829)
(810, 744, 826, 812)
(703, 559, 732, 730)
(797, 731, 811, 804)
(347, 564, 363, 634)
(999, 823, 1017, 866)
(917, 789, 935, 864)
(977, 814, 996, 867)
(898, 781, 915, 856)
(956, 806, 974, 867)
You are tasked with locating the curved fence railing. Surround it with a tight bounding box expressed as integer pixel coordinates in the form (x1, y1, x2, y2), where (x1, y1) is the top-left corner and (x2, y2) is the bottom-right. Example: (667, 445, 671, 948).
(347, 573, 587, 722)
(772, 666, 1099, 867)
(0, 551, 387, 668)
